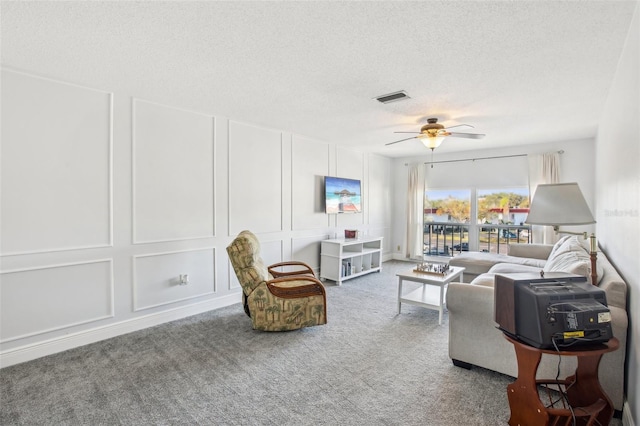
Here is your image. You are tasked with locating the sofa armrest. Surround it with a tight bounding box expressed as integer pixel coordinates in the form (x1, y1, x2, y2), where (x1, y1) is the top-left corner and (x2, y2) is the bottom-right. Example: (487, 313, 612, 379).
(596, 251, 628, 310)
(507, 243, 553, 260)
(446, 283, 519, 376)
(447, 282, 494, 317)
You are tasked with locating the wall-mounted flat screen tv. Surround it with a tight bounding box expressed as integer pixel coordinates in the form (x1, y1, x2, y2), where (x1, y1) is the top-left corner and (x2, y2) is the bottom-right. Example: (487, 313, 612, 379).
(324, 176, 362, 214)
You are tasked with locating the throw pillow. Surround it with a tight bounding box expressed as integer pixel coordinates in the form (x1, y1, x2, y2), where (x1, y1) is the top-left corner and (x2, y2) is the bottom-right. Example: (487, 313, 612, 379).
(552, 235, 588, 257)
(543, 249, 591, 278)
(548, 235, 572, 259)
(543, 235, 603, 283)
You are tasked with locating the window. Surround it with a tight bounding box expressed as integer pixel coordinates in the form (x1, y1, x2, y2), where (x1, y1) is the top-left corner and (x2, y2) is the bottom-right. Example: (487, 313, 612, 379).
(423, 189, 470, 257)
(477, 188, 530, 225)
(477, 187, 531, 254)
(423, 187, 531, 257)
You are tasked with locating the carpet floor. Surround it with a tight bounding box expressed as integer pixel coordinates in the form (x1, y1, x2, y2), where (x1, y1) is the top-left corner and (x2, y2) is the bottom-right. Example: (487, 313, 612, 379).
(0, 260, 621, 425)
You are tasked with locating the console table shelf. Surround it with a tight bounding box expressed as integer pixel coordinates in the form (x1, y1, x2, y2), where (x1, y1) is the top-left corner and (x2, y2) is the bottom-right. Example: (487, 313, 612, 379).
(320, 237, 383, 285)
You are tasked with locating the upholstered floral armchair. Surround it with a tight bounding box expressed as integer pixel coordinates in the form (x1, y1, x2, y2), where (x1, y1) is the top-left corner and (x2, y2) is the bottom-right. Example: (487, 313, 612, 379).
(227, 230, 327, 331)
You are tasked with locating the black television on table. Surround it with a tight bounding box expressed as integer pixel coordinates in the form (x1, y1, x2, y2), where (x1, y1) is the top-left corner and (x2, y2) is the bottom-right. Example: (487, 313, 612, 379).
(495, 272, 612, 348)
(324, 176, 361, 214)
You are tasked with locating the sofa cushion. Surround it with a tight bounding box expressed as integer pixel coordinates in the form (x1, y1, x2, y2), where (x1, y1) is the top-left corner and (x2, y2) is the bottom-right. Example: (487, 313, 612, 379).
(470, 272, 496, 287)
(488, 263, 543, 275)
(471, 264, 545, 287)
(450, 252, 546, 277)
(507, 243, 553, 260)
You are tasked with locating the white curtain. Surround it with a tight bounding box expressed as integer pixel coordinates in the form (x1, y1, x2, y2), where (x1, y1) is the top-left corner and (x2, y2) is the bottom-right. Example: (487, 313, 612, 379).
(406, 163, 425, 259)
(528, 152, 560, 244)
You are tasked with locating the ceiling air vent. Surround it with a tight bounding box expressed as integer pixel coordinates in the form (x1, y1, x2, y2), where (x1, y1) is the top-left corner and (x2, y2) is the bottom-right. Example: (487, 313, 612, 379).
(375, 90, 410, 104)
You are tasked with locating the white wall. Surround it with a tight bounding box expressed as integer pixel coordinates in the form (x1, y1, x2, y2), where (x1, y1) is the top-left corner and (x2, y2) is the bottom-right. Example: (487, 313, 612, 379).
(0, 68, 394, 367)
(390, 138, 597, 258)
(596, 3, 639, 425)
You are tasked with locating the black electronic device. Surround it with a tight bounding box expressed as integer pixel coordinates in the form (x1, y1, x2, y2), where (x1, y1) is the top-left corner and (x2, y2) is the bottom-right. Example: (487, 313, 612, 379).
(495, 272, 613, 349)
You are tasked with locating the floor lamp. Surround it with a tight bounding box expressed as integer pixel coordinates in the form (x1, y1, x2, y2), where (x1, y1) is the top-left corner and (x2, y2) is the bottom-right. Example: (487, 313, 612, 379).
(525, 183, 598, 285)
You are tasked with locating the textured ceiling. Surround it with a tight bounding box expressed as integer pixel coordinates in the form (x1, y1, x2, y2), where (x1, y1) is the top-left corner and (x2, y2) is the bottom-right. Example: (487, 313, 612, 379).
(1, 1, 637, 158)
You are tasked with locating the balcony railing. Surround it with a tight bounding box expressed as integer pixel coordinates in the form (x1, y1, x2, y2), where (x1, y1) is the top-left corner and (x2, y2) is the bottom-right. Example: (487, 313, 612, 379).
(423, 222, 531, 257)
(478, 224, 531, 254)
(423, 222, 468, 257)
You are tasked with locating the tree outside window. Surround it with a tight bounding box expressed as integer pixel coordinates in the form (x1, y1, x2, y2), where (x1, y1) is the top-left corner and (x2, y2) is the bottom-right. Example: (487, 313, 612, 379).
(477, 188, 530, 225)
(425, 189, 471, 224)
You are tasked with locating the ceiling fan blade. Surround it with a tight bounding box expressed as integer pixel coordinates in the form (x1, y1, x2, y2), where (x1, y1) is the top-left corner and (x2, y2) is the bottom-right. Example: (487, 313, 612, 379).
(447, 132, 486, 139)
(393, 131, 421, 134)
(444, 124, 474, 130)
(385, 136, 419, 145)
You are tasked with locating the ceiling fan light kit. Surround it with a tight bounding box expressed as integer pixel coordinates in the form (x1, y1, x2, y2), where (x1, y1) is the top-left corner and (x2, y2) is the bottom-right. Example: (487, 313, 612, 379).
(419, 134, 445, 150)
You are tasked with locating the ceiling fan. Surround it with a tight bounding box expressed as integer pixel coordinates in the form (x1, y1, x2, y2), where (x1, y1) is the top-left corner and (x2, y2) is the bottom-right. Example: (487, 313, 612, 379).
(386, 118, 485, 150)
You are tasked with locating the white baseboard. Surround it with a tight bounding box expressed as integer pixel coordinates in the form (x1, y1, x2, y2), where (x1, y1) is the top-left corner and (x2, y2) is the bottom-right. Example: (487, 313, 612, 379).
(389, 253, 416, 262)
(0, 294, 239, 368)
(382, 253, 397, 262)
(623, 400, 636, 426)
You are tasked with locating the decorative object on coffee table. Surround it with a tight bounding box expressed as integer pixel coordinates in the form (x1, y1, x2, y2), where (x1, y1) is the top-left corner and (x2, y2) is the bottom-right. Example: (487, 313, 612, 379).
(413, 261, 451, 276)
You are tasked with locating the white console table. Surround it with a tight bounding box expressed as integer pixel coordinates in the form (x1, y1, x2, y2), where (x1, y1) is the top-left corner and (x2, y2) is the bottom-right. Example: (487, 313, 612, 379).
(320, 237, 383, 285)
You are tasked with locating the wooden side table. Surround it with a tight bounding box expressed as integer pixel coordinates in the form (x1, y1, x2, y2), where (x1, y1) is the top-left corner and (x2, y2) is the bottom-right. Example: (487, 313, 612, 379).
(503, 334, 619, 426)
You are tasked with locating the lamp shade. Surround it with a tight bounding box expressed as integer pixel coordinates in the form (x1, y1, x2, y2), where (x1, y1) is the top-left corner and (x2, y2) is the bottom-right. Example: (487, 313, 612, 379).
(526, 183, 595, 226)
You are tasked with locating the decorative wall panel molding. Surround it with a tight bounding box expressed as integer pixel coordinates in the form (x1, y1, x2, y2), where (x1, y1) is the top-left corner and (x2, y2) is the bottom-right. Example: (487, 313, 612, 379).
(132, 99, 215, 244)
(228, 121, 282, 235)
(292, 136, 330, 231)
(0, 69, 112, 255)
(292, 235, 324, 271)
(0, 259, 114, 343)
(133, 247, 216, 311)
(368, 154, 392, 226)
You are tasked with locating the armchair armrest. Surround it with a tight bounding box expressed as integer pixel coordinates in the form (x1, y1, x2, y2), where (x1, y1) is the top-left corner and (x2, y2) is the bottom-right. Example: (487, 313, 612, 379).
(268, 261, 316, 278)
(266, 276, 326, 299)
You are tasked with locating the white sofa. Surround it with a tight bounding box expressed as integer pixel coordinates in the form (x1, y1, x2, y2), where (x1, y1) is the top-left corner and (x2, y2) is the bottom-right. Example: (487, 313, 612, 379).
(446, 236, 628, 411)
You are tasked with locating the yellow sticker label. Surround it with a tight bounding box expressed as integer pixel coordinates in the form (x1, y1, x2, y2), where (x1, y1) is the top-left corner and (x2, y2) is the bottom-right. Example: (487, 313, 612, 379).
(563, 331, 585, 339)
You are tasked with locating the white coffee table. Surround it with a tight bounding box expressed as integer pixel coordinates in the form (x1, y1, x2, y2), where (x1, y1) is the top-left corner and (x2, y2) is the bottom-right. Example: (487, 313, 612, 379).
(396, 266, 465, 325)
